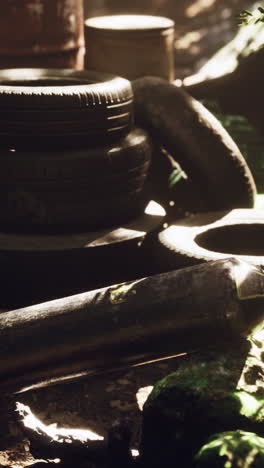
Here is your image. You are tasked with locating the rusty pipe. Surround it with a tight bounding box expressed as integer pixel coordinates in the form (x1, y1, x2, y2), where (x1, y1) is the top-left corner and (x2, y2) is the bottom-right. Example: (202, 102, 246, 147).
(0, 257, 264, 394)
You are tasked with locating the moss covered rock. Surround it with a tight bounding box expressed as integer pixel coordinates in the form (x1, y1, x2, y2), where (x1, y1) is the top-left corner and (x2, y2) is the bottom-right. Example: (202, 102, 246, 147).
(141, 338, 264, 467)
(195, 430, 264, 468)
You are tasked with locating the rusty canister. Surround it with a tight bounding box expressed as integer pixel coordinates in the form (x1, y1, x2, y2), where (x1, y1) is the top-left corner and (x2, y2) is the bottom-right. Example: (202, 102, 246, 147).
(84, 15, 175, 81)
(0, 0, 85, 69)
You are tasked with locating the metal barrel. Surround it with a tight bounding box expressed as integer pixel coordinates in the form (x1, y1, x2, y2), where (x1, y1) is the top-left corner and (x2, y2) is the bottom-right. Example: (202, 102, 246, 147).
(0, 257, 263, 394)
(85, 15, 175, 81)
(0, 0, 85, 70)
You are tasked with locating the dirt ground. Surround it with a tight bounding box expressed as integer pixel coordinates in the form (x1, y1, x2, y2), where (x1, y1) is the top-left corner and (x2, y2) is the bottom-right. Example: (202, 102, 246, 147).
(0, 355, 185, 466)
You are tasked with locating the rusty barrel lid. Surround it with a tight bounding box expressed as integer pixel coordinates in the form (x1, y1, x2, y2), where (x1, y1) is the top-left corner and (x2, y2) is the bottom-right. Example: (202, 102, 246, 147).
(85, 14, 175, 36)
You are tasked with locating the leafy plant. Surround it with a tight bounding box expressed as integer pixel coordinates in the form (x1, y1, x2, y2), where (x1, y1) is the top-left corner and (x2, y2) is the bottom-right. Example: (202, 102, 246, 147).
(238, 6, 264, 26)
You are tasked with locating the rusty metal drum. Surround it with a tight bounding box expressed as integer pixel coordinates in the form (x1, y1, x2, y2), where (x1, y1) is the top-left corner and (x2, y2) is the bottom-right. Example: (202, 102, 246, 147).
(84, 15, 175, 81)
(0, 0, 85, 69)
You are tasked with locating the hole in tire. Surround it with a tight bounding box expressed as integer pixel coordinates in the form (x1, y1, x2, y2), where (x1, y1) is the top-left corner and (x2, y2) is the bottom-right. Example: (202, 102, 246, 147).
(0, 79, 92, 87)
(195, 224, 264, 256)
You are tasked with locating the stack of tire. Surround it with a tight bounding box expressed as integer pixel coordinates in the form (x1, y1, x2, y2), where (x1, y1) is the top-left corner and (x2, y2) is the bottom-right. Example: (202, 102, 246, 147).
(0, 68, 158, 307)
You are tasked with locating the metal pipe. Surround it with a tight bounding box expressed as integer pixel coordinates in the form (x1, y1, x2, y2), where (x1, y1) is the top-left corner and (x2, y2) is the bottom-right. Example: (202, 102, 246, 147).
(0, 257, 263, 394)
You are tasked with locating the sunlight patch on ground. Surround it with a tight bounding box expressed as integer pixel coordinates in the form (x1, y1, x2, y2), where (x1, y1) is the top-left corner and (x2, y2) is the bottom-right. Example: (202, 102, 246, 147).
(131, 448, 139, 457)
(16, 402, 104, 442)
(186, 0, 217, 18)
(144, 200, 166, 216)
(255, 194, 264, 210)
(136, 386, 154, 411)
(175, 30, 205, 50)
(184, 18, 264, 84)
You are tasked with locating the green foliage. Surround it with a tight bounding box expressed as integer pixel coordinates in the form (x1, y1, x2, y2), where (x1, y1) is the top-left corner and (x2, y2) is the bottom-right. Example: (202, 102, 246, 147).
(195, 431, 264, 467)
(239, 6, 264, 26)
(168, 167, 187, 188)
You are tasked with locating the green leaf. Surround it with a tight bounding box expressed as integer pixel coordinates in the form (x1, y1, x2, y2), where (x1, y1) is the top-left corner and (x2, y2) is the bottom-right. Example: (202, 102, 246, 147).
(168, 168, 186, 188)
(242, 9, 253, 16)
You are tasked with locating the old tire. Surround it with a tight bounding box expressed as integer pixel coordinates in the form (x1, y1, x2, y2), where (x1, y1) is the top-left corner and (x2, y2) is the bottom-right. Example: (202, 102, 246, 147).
(0, 206, 165, 308)
(0, 128, 152, 232)
(145, 209, 264, 271)
(144, 145, 208, 219)
(132, 77, 256, 211)
(0, 68, 133, 149)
